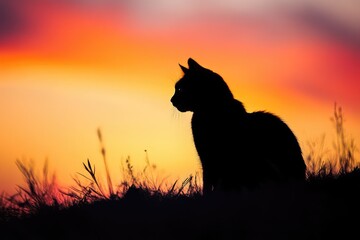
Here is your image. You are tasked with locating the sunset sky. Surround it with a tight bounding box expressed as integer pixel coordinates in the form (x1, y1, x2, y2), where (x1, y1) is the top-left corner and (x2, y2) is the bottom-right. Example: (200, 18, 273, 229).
(1, 0, 359, 194)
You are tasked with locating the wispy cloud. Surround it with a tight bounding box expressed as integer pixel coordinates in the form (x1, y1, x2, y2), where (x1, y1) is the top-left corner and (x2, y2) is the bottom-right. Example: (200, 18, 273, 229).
(289, 7, 360, 50)
(0, 1, 27, 42)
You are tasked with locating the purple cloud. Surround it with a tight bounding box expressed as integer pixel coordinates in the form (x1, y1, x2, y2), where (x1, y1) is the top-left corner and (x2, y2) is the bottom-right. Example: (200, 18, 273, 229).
(290, 6, 360, 50)
(0, 1, 26, 42)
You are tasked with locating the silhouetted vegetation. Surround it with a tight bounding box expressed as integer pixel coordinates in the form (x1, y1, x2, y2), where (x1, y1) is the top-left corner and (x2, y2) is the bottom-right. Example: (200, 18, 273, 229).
(0, 104, 359, 240)
(305, 103, 358, 179)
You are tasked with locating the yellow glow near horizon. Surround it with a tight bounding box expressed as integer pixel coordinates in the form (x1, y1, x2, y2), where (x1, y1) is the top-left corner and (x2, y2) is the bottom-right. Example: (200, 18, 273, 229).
(0, 63, 198, 193)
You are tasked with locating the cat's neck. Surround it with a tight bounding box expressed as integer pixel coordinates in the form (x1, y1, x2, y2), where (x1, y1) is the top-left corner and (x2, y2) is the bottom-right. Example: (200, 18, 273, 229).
(193, 99, 247, 115)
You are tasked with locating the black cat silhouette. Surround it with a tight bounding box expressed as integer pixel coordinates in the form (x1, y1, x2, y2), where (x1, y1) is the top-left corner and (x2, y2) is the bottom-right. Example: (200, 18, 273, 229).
(171, 58, 306, 194)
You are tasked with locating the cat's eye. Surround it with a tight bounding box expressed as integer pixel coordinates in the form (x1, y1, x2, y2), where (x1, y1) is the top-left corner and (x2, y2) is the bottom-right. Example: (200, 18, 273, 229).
(176, 87, 182, 92)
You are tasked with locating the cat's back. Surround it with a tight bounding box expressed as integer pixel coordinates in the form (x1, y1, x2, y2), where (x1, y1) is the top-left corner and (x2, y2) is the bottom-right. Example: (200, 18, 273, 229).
(247, 111, 306, 179)
(247, 111, 301, 151)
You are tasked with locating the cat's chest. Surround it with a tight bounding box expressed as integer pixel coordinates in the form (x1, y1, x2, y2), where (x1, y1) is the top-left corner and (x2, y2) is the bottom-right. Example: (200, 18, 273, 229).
(191, 108, 248, 139)
(191, 112, 233, 138)
(191, 112, 216, 130)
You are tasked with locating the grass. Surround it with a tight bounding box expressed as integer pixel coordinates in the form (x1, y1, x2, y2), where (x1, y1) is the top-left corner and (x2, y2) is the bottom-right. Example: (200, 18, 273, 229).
(305, 103, 358, 178)
(0, 103, 359, 240)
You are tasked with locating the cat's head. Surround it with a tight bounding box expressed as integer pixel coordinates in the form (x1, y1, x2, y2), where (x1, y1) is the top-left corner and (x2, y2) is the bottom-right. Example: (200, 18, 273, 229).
(171, 58, 233, 112)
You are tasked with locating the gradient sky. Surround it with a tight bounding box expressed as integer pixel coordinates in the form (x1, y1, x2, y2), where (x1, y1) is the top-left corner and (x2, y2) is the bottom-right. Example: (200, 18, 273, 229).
(1, 0, 359, 194)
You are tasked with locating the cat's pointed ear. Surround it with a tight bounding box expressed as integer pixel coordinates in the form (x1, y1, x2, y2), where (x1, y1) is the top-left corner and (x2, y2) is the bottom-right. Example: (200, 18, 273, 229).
(179, 64, 189, 74)
(188, 58, 203, 71)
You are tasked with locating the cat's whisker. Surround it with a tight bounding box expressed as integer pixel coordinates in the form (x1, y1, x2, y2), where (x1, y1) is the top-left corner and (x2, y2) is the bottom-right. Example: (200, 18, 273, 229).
(171, 108, 181, 120)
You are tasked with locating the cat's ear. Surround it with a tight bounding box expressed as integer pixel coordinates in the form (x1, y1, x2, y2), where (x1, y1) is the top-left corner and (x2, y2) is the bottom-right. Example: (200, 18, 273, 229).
(179, 64, 189, 74)
(188, 58, 203, 71)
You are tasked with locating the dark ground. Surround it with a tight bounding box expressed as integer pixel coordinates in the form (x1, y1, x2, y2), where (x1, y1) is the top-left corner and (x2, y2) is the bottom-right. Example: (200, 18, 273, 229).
(1, 171, 360, 240)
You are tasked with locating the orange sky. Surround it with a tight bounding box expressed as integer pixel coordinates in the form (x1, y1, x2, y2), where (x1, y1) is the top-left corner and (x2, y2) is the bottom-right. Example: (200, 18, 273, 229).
(1, 1, 359, 194)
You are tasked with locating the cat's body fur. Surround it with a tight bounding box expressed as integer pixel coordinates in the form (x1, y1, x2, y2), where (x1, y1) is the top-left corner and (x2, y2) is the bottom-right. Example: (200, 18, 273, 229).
(171, 58, 306, 194)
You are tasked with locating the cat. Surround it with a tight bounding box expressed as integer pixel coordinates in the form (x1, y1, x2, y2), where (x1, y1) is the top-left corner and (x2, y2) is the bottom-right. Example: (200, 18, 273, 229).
(171, 58, 307, 195)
